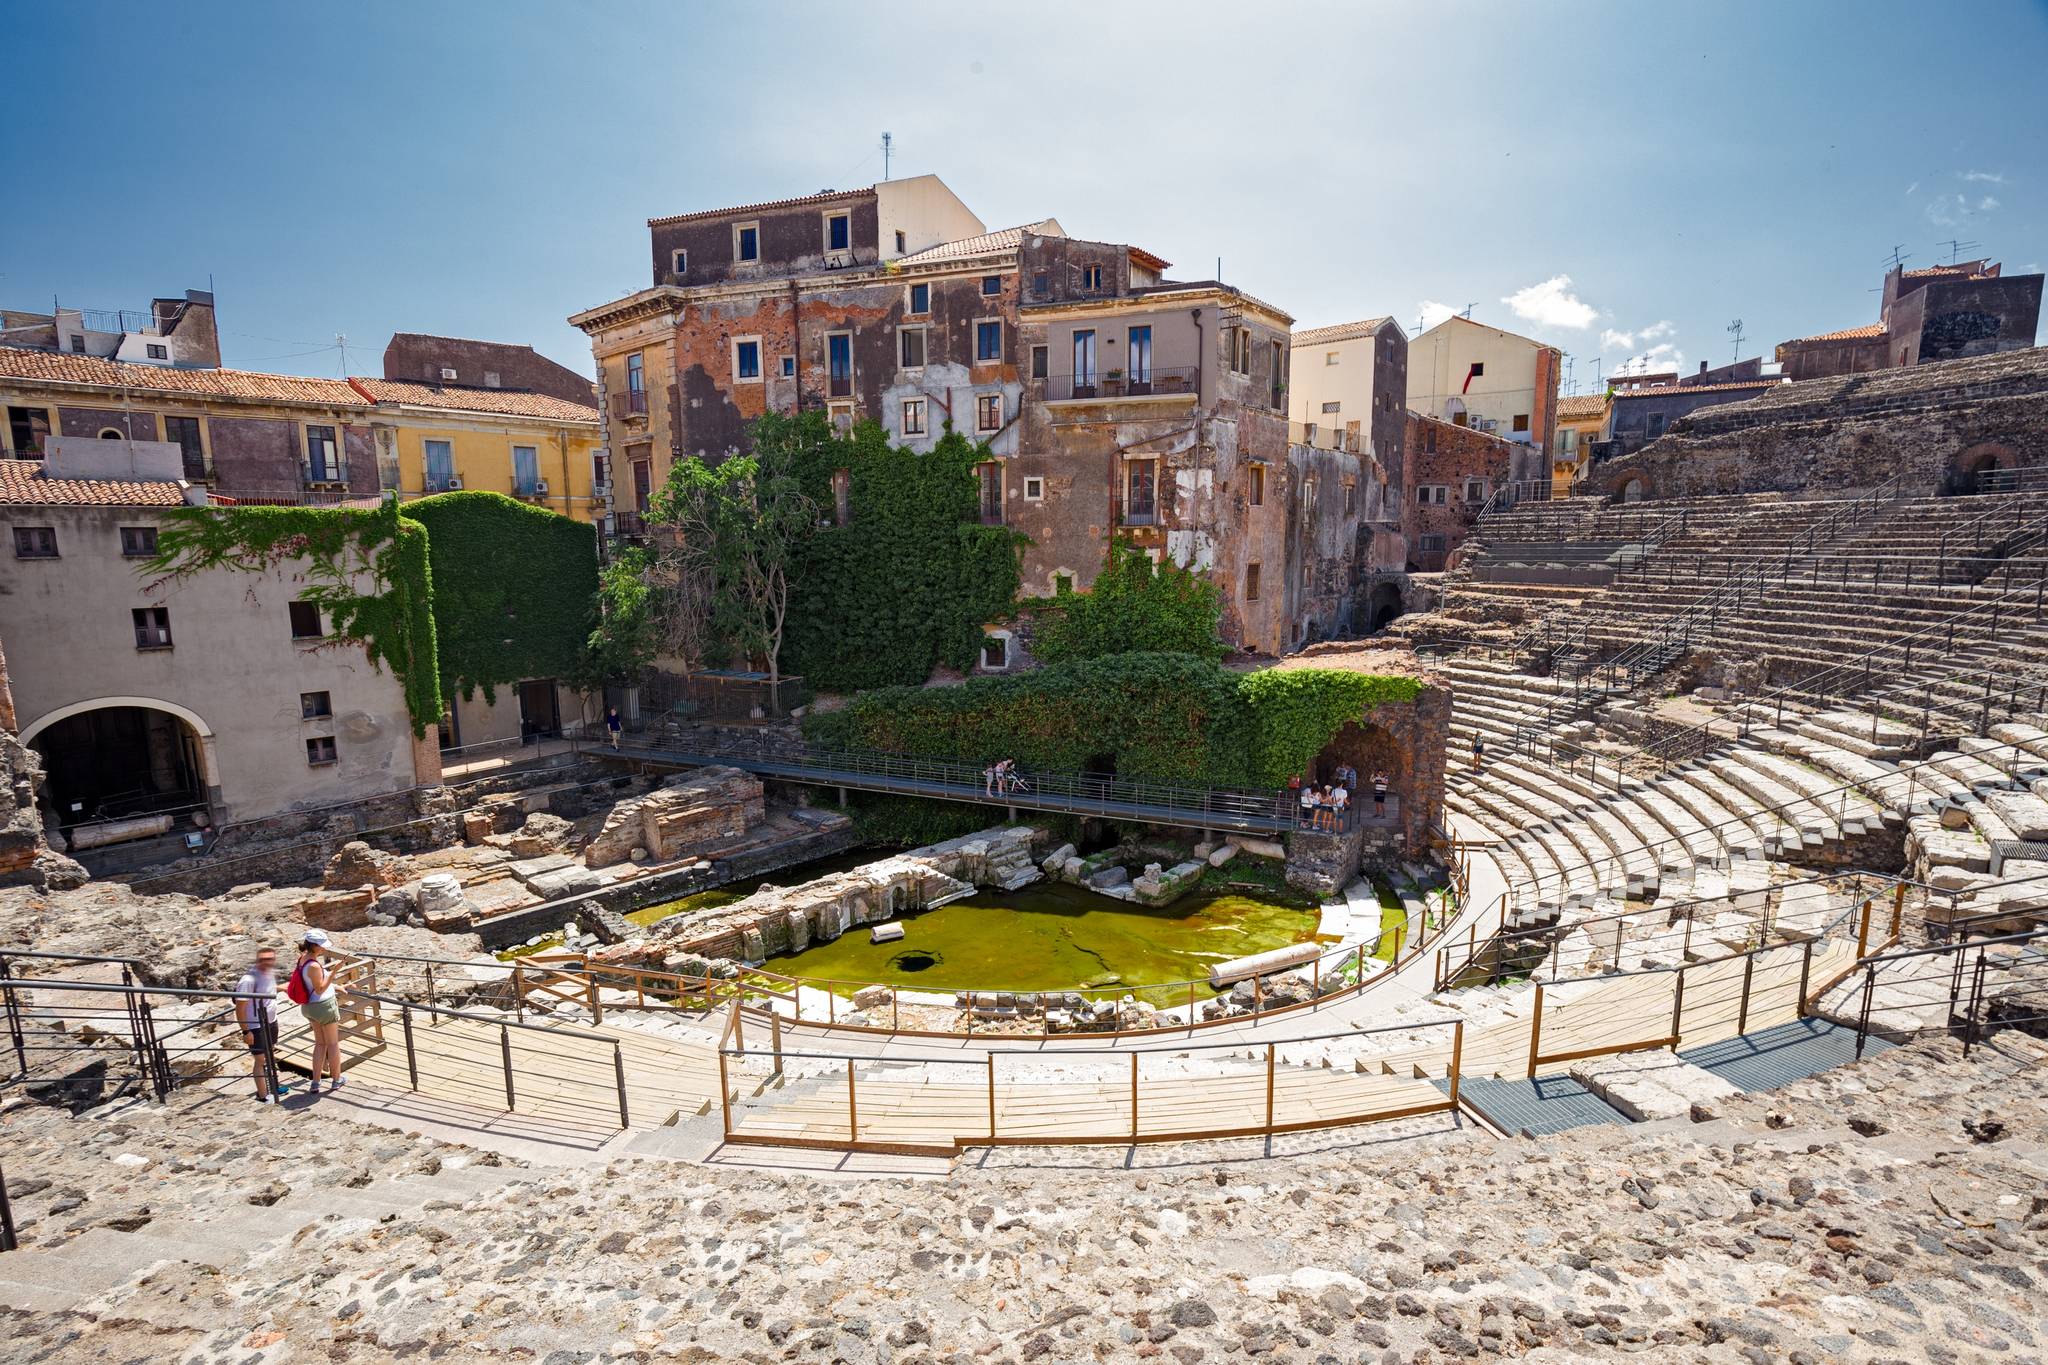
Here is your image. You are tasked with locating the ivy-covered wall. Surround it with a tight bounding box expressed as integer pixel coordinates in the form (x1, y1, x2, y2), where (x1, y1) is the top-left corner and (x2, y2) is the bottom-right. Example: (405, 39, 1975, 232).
(401, 492, 599, 704)
(777, 417, 1021, 691)
(805, 652, 1422, 790)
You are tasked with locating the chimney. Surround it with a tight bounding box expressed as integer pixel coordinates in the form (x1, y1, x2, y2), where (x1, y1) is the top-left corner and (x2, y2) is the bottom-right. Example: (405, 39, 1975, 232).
(1698, 361, 1708, 375)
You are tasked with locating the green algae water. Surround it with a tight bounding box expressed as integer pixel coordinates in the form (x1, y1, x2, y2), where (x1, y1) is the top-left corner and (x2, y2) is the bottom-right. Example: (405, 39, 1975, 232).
(623, 848, 885, 928)
(761, 880, 1324, 1000)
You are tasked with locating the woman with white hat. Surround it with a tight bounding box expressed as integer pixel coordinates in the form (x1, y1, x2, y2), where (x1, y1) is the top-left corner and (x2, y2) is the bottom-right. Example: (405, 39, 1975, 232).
(290, 929, 348, 1093)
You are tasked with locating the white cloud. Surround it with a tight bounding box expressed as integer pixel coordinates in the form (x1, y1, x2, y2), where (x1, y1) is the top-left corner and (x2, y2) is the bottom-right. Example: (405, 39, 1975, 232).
(1415, 299, 1459, 330)
(1905, 181, 1919, 196)
(1927, 191, 2003, 228)
(1500, 275, 1599, 330)
(1979, 195, 2001, 212)
(1600, 319, 1673, 352)
(1962, 170, 2006, 185)
(1612, 343, 1685, 376)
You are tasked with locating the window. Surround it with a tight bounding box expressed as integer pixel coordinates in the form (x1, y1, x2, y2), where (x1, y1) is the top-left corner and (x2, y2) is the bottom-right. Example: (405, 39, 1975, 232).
(12, 526, 56, 558)
(305, 424, 342, 483)
(980, 635, 1008, 670)
(630, 450, 652, 511)
(894, 230, 907, 253)
(513, 445, 541, 495)
(1080, 264, 1103, 291)
(828, 402, 855, 434)
(305, 736, 338, 766)
(670, 248, 687, 277)
(1126, 325, 1152, 385)
(734, 222, 760, 262)
(425, 439, 455, 491)
(1419, 533, 1448, 552)
(1247, 464, 1265, 506)
(1030, 345, 1048, 380)
(1124, 458, 1158, 524)
(300, 690, 333, 719)
(1469, 362, 1485, 378)
(99, 428, 125, 439)
(7, 405, 51, 458)
(733, 338, 762, 381)
(975, 320, 1002, 363)
(70, 334, 86, 353)
(1418, 484, 1449, 505)
(146, 343, 168, 360)
(976, 393, 1003, 433)
(626, 351, 645, 394)
(1301, 473, 1317, 516)
(825, 211, 851, 253)
(289, 600, 324, 639)
(133, 607, 172, 650)
(1032, 271, 1050, 297)
(1072, 329, 1097, 392)
(981, 275, 1001, 297)
(1231, 328, 1252, 374)
(901, 398, 927, 436)
(592, 450, 609, 489)
(827, 333, 853, 397)
(977, 463, 1003, 523)
(1245, 562, 1262, 601)
(899, 326, 927, 370)
(908, 282, 930, 315)
(1054, 572, 1074, 595)
(780, 355, 795, 378)
(1325, 351, 1340, 366)
(1511, 413, 1530, 433)
(1320, 401, 1341, 415)
(1343, 478, 1357, 514)
(1022, 475, 1044, 501)
(169, 415, 208, 477)
(1647, 413, 1668, 439)
(120, 526, 157, 558)
(1463, 478, 1488, 503)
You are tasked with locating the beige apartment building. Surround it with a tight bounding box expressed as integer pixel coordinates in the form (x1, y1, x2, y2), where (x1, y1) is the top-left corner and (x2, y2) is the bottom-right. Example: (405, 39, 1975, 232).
(1406, 315, 1562, 482)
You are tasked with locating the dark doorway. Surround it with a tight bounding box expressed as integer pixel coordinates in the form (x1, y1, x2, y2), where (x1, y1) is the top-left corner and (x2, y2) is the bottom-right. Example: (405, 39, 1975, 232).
(1366, 582, 1404, 633)
(30, 706, 205, 829)
(518, 680, 562, 741)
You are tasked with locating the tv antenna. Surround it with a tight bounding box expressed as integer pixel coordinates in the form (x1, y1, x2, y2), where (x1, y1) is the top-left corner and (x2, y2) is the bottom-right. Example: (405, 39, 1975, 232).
(1726, 318, 1745, 362)
(1883, 244, 1912, 270)
(1938, 237, 1979, 265)
(880, 132, 893, 180)
(1563, 353, 1575, 394)
(1459, 302, 1477, 319)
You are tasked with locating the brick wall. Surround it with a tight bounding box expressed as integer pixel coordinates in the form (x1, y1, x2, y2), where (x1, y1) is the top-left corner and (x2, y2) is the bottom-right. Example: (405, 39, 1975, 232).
(383, 336, 596, 407)
(1402, 413, 1514, 571)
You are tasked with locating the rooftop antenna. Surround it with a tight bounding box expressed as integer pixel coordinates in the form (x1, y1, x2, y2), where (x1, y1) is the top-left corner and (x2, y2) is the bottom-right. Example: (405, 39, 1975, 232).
(1216, 256, 1222, 281)
(880, 131, 892, 180)
(1884, 244, 1912, 270)
(1726, 318, 1745, 363)
(1938, 237, 1980, 264)
(1460, 303, 1476, 319)
(335, 332, 349, 376)
(1563, 353, 1575, 395)
(1592, 357, 1603, 391)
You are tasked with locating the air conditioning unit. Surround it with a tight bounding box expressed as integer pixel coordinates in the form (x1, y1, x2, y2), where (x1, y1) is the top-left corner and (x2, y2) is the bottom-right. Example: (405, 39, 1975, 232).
(440, 367, 458, 381)
(592, 480, 611, 499)
(533, 479, 549, 495)
(444, 477, 463, 490)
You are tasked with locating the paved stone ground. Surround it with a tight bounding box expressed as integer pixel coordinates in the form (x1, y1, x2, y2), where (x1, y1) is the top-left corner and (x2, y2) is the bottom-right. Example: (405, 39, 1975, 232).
(1, 1029, 2043, 1364)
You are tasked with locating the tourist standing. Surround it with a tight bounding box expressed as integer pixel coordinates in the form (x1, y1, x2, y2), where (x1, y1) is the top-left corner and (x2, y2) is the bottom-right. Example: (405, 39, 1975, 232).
(1471, 734, 1485, 770)
(234, 947, 287, 1103)
(1299, 783, 1318, 828)
(1371, 770, 1389, 816)
(983, 762, 998, 796)
(1328, 782, 1350, 830)
(291, 929, 347, 1094)
(605, 706, 623, 750)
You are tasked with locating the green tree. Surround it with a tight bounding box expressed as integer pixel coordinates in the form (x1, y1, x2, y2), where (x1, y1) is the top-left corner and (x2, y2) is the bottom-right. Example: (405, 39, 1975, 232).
(649, 442, 817, 708)
(568, 545, 659, 689)
(1030, 541, 1227, 664)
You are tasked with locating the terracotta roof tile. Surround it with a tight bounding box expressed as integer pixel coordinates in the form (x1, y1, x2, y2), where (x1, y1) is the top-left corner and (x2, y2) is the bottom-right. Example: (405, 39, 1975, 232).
(1786, 322, 1886, 344)
(895, 221, 1062, 266)
(647, 187, 870, 228)
(0, 346, 367, 407)
(347, 378, 599, 423)
(1291, 317, 1397, 348)
(0, 459, 187, 507)
(1610, 379, 1785, 397)
(1556, 393, 1610, 418)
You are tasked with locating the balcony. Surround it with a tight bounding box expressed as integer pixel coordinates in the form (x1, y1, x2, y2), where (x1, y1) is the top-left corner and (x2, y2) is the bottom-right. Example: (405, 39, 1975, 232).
(1111, 492, 1160, 528)
(827, 372, 854, 399)
(1042, 367, 1198, 402)
(609, 390, 649, 420)
(1289, 421, 1362, 454)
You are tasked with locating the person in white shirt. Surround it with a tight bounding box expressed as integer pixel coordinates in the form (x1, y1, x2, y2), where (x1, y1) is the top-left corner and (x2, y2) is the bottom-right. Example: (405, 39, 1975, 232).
(234, 947, 288, 1103)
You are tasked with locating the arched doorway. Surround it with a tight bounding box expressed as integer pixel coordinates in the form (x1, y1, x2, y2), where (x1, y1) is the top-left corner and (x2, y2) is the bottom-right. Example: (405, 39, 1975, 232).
(1365, 581, 1404, 634)
(21, 698, 218, 834)
(1951, 443, 2017, 495)
(1617, 474, 1648, 504)
(1311, 721, 1411, 826)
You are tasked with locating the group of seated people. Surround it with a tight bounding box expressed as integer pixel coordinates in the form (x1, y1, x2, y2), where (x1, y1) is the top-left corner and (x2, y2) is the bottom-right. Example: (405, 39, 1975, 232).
(1297, 764, 1389, 830)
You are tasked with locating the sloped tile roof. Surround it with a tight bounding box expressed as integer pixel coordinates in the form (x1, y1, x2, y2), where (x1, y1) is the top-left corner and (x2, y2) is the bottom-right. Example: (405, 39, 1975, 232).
(647, 187, 870, 228)
(1556, 393, 1610, 419)
(0, 346, 367, 406)
(347, 378, 599, 423)
(895, 221, 1063, 266)
(1786, 322, 1886, 344)
(0, 460, 187, 506)
(1291, 317, 1396, 348)
(1611, 379, 1785, 397)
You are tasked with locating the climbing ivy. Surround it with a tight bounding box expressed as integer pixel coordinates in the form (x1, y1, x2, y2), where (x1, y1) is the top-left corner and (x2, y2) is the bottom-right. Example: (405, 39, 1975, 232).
(1031, 541, 1227, 664)
(773, 414, 1023, 691)
(401, 492, 599, 705)
(147, 498, 443, 735)
(806, 653, 1421, 790)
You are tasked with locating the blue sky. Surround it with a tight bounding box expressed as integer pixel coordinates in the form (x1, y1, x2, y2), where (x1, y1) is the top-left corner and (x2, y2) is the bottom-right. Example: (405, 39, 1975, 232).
(3, 1, 2042, 390)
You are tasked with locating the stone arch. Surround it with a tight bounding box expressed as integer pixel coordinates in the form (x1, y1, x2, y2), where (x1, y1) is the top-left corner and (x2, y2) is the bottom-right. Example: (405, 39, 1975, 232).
(1615, 473, 1649, 504)
(1365, 581, 1404, 634)
(1312, 721, 1410, 801)
(21, 696, 222, 830)
(1949, 442, 2018, 494)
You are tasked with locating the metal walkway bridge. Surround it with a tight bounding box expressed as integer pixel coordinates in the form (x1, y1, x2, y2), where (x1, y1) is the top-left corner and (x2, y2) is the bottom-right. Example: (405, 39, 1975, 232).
(604, 734, 1381, 836)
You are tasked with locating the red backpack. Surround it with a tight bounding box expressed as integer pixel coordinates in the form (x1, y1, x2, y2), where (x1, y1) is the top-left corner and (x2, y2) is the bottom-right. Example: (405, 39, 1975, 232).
(285, 960, 313, 1006)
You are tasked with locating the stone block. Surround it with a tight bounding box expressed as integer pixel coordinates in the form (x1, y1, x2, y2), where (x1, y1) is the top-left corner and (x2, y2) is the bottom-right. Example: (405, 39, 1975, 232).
(321, 841, 402, 890)
(1207, 843, 1239, 867)
(526, 865, 604, 901)
(1985, 790, 2048, 842)
(298, 886, 376, 932)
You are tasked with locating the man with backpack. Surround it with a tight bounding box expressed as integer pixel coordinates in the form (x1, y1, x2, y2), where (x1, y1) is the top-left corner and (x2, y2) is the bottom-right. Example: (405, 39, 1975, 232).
(234, 947, 288, 1103)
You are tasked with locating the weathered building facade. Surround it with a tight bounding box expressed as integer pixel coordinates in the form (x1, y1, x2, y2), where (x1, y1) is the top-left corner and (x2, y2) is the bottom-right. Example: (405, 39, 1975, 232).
(1777, 259, 2043, 381)
(382, 333, 597, 408)
(1406, 315, 1561, 480)
(1403, 412, 1517, 571)
(0, 288, 220, 369)
(1287, 316, 1410, 492)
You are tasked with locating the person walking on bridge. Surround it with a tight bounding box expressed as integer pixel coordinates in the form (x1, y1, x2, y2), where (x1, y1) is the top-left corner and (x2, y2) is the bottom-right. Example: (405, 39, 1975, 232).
(606, 706, 623, 750)
(234, 947, 287, 1103)
(1371, 770, 1389, 818)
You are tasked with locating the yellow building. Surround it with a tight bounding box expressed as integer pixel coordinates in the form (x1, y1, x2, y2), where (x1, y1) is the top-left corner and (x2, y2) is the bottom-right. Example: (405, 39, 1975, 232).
(348, 379, 606, 524)
(1553, 391, 1611, 493)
